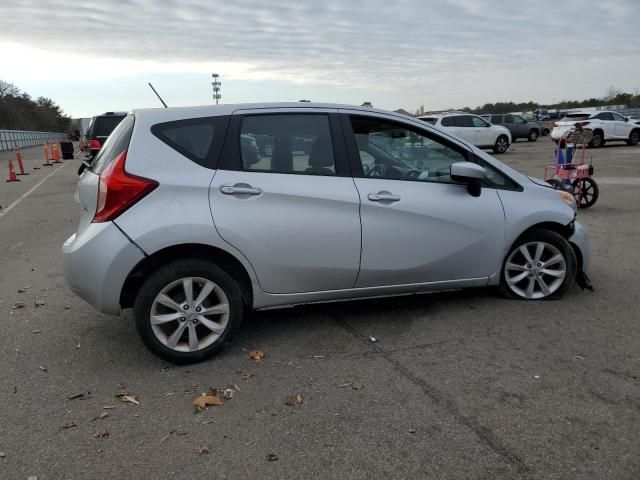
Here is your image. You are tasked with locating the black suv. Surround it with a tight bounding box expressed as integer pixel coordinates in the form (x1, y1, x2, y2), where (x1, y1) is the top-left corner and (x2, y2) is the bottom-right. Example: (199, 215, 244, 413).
(481, 114, 548, 142)
(85, 112, 127, 159)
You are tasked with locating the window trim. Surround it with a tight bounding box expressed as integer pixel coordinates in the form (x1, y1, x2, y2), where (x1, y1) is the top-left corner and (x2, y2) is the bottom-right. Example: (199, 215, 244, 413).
(150, 115, 230, 169)
(218, 112, 351, 177)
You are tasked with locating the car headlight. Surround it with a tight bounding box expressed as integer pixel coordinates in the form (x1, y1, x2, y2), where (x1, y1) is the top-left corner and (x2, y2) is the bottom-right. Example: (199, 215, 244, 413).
(556, 190, 577, 212)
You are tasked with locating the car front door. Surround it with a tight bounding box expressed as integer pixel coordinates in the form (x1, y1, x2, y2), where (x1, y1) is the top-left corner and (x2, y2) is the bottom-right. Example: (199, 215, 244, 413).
(210, 111, 361, 294)
(511, 115, 529, 138)
(472, 115, 495, 146)
(453, 115, 477, 144)
(611, 112, 632, 138)
(593, 112, 615, 138)
(341, 112, 506, 288)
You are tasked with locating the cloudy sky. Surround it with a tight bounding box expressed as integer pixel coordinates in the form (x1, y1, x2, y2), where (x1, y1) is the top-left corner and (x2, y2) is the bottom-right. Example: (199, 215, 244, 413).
(1, 0, 638, 117)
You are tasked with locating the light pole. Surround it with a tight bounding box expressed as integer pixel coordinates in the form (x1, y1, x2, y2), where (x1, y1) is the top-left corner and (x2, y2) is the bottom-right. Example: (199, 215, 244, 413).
(211, 73, 221, 105)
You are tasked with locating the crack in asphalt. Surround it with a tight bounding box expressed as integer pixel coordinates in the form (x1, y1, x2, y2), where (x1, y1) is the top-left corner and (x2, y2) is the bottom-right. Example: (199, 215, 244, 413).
(332, 314, 531, 477)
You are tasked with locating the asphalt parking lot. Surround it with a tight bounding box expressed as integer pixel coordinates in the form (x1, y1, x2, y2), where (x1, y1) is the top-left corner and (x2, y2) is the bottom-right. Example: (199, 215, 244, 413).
(1, 137, 639, 480)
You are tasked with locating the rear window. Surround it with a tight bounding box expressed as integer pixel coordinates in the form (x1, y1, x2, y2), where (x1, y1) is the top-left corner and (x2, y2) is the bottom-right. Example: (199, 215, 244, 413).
(419, 117, 436, 125)
(91, 115, 134, 174)
(92, 115, 126, 138)
(151, 116, 229, 168)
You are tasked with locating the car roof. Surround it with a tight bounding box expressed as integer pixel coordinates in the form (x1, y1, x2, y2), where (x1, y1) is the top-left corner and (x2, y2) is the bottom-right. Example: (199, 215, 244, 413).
(417, 112, 470, 119)
(131, 102, 419, 123)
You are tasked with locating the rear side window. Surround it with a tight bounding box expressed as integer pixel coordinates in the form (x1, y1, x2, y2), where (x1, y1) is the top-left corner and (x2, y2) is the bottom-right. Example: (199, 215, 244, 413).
(151, 116, 229, 168)
(239, 114, 336, 175)
(91, 115, 134, 174)
(441, 117, 455, 127)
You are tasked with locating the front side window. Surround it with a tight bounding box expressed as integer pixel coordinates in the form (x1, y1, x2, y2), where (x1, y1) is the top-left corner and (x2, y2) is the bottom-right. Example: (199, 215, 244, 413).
(454, 116, 474, 128)
(239, 115, 335, 175)
(472, 116, 490, 127)
(505, 114, 514, 123)
(349, 116, 467, 184)
(611, 112, 626, 121)
(512, 115, 526, 124)
(594, 112, 614, 121)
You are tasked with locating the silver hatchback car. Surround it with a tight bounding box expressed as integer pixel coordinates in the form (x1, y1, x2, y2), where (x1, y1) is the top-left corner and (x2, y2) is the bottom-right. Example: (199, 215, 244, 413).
(63, 103, 591, 363)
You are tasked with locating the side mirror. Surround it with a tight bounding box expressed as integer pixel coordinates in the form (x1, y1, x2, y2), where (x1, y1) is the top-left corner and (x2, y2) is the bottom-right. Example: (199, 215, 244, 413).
(625, 117, 629, 122)
(451, 162, 486, 197)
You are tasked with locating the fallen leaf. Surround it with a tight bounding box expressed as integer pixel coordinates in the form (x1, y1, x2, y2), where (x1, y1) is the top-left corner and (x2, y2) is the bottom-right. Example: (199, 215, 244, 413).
(115, 394, 140, 405)
(197, 445, 211, 455)
(285, 394, 304, 406)
(91, 411, 110, 422)
(94, 430, 109, 438)
(266, 453, 279, 461)
(352, 383, 365, 390)
(241, 372, 255, 380)
(13, 302, 25, 309)
(62, 420, 79, 429)
(34, 300, 45, 307)
(249, 350, 265, 361)
(194, 392, 223, 411)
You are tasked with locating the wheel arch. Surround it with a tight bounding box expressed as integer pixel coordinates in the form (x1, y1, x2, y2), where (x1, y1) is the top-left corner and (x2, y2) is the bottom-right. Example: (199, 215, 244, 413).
(120, 243, 254, 310)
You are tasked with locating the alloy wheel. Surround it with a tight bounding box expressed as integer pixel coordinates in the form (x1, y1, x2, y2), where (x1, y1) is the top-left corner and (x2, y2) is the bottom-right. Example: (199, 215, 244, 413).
(150, 277, 230, 352)
(504, 242, 567, 299)
(496, 137, 508, 153)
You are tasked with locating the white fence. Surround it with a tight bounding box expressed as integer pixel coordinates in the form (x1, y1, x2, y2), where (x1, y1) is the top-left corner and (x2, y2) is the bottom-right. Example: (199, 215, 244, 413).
(0, 130, 65, 152)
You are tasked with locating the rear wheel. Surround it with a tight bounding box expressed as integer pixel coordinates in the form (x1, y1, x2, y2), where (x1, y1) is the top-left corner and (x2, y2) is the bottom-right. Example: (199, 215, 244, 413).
(493, 135, 509, 154)
(627, 130, 639, 146)
(499, 229, 576, 300)
(572, 177, 599, 209)
(134, 259, 245, 364)
(542, 128, 550, 136)
(588, 131, 604, 148)
(528, 129, 539, 141)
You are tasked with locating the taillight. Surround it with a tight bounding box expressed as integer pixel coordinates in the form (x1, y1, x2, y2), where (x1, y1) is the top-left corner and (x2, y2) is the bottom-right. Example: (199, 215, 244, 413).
(89, 139, 101, 149)
(575, 121, 590, 127)
(93, 149, 158, 223)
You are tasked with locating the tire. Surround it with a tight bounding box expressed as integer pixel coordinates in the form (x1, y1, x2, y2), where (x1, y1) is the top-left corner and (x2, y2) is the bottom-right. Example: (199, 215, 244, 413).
(493, 135, 509, 154)
(588, 131, 604, 148)
(543, 128, 550, 136)
(499, 229, 577, 300)
(627, 130, 639, 146)
(134, 259, 246, 364)
(572, 177, 599, 209)
(527, 129, 539, 142)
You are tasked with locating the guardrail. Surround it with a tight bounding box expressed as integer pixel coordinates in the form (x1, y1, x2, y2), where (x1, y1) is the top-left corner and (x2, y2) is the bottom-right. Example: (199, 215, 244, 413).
(0, 130, 65, 152)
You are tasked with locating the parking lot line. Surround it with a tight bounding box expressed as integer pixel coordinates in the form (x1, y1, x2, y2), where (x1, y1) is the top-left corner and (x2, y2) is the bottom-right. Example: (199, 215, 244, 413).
(0, 161, 68, 221)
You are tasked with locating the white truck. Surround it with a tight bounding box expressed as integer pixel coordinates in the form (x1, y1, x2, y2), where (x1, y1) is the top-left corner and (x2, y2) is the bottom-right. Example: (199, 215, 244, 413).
(550, 111, 639, 147)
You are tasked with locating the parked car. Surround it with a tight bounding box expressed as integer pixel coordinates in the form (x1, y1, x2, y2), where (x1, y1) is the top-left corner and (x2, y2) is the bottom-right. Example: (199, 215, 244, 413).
(64, 103, 591, 363)
(480, 113, 547, 142)
(418, 113, 511, 153)
(85, 112, 127, 159)
(551, 111, 640, 147)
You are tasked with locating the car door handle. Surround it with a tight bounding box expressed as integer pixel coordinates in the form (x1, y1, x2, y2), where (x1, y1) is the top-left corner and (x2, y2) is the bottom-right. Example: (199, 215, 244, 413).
(368, 192, 401, 202)
(220, 184, 262, 195)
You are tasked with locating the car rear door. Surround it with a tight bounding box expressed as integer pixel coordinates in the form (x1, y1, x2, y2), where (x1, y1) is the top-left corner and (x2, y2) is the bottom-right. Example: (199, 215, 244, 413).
(341, 111, 506, 288)
(209, 109, 361, 294)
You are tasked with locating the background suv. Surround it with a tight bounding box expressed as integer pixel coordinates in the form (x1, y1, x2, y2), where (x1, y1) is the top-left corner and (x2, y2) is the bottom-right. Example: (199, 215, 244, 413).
(64, 103, 590, 363)
(85, 112, 127, 159)
(418, 113, 511, 153)
(551, 111, 640, 147)
(481, 113, 548, 141)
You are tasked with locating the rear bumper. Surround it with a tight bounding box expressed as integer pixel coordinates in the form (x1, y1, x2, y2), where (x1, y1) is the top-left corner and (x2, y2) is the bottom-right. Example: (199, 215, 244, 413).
(569, 221, 590, 274)
(63, 222, 144, 315)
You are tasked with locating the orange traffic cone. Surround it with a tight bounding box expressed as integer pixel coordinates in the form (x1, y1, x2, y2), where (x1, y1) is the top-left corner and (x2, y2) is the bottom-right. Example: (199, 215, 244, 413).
(6, 158, 20, 182)
(13, 144, 29, 175)
(52, 141, 62, 163)
(43, 142, 53, 166)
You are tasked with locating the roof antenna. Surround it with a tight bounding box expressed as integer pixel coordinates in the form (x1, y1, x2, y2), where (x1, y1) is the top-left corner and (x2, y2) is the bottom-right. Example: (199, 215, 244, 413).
(148, 82, 168, 108)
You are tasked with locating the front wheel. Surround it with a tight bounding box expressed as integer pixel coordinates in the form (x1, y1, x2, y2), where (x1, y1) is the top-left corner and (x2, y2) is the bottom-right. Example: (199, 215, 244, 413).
(493, 135, 509, 154)
(627, 130, 639, 146)
(499, 229, 577, 300)
(134, 259, 246, 364)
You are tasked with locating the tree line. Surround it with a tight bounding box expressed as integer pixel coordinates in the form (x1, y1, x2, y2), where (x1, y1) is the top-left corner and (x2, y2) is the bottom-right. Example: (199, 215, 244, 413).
(0, 79, 71, 132)
(413, 87, 640, 116)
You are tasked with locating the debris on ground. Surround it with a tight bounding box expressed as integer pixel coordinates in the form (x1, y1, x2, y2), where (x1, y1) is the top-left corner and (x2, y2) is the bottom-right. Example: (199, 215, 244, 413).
(533, 375, 541, 379)
(0, 452, 6, 458)
(93, 430, 109, 438)
(34, 300, 45, 307)
(115, 393, 140, 405)
(194, 390, 223, 411)
(240, 372, 254, 380)
(184, 384, 199, 394)
(39, 366, 48, 372)
(62, 420, 79, 429)
(249, 350, 265, 361)
(32, 329, 41, 334)
(408, 428, 416, 434)
(13, 302, 25, 309)
(351, 383, 365, 390)
(222, 388, 234, 400)
(266, 453, 279, 462)
(161, 366, 170, 372)
(337, 383, 352, 388)
(369, 336, 377, 343)
(197, 445, 211, 455)
(574, 355, 585, 360)
(285, 394, 304, 406)
(90, 411, 110, 422)
(67, 392, 91, 401)
(160, 430, 175, 443)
